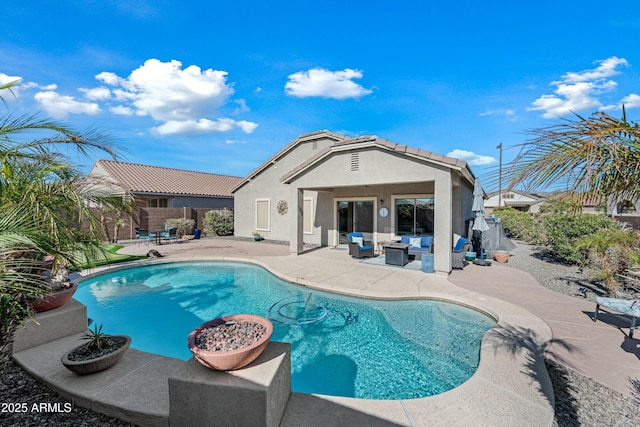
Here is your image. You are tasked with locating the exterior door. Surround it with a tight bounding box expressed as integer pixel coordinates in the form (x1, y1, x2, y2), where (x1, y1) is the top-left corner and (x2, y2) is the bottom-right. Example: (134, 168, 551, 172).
(337, 200, 374, 244)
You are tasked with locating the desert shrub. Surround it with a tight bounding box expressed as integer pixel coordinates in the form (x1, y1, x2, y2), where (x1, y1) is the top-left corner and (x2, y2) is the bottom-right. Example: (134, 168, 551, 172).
(203, 209, 234, 236)
(165, 218, 195, 237)
(492, 207, 539, 242)
(542, 213, 619, 265)
(576, 228, 640, 296)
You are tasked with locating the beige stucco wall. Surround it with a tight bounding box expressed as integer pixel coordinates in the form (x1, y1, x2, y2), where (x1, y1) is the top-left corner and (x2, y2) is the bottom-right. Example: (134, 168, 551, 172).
(233, 135, 338, 243)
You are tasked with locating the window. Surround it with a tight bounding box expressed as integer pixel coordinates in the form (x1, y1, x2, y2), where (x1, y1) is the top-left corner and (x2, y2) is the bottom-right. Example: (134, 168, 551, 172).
(149, 198, 168, 208)
(255, 199, 270, 231)
(303, 198, 313, 234)
(395, 197, 434, 235)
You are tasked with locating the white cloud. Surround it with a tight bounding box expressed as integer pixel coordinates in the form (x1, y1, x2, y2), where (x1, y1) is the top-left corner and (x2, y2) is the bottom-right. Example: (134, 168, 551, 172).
(479, 109, 517, 121)
(285, 68, 373, 99)
(446, 149, 497, 166)
(528, 57, 630, 118)
(110, 105, 135, 116)
(80, 86, 111, 100)
(152, 118, 258, 136)
(557, 56, 628, 84)
(100, 59, 234, 122)
(34, 91, 101, 119)
(621, 94, 640, 109)
(94, 59, 254, 136)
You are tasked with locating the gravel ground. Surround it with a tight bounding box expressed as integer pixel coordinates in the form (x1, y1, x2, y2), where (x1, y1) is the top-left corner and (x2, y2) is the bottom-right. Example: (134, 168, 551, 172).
(1, 241, 639, 426)
(505, 241, 640, 427)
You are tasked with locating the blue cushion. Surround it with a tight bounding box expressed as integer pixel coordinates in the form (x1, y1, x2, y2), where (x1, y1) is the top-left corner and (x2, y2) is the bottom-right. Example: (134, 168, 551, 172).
(453, 237, 469, 252)
(361, 245, 374, 251)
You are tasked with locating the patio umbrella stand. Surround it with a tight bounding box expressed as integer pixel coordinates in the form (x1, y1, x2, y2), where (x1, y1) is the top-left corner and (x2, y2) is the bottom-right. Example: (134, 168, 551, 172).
(471, 178, 492, 267)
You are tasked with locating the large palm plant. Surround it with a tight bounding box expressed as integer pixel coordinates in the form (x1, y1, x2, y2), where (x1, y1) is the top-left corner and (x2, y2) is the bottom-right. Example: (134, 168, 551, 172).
(502, 108, 640, 202)
(0, 80, 131, 347)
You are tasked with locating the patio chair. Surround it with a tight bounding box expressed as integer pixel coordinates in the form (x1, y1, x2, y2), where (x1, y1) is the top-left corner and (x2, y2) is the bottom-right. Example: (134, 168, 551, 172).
(161, 227, 178, 244)
(451, 237, 472, 269)
(347, 232, 374, 259)
(137, 229, 155, 245)
(593, 297, 640, 338)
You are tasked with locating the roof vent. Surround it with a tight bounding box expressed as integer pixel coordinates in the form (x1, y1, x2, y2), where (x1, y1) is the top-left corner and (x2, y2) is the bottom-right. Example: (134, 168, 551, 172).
(351, 153, 359, 171)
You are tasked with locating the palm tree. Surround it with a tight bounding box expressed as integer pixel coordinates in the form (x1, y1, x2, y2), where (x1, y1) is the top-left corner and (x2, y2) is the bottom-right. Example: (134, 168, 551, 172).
(0, 80, 132, 348)
(501, 108, 640, 203)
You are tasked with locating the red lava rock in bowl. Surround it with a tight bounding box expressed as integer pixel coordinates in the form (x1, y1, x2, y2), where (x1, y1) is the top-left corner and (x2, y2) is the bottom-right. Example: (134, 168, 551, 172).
(188, 314, 273, 371)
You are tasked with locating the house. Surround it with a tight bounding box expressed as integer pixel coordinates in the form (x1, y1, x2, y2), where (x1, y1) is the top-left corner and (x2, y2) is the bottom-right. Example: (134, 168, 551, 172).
(88, 160, 242, 209)
(86, 160, 242, 240)
(231, 130, 478, 274)
(484, 190, 543, 215)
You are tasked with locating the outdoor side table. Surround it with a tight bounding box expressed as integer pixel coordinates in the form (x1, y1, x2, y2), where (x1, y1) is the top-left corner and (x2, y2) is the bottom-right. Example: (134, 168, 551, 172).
(421, 253, 435, 273)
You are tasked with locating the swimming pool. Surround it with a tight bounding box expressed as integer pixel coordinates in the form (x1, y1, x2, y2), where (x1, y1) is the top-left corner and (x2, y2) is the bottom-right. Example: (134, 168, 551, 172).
(76, 261, 496, 400)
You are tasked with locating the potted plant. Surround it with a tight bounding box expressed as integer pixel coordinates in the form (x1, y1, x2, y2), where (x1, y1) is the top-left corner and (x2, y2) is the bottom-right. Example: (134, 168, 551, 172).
(188, 314, 273, 371)
(61, 323, 131, 375)
(252, 232, 263, 241)
(32, 260, 78, 312)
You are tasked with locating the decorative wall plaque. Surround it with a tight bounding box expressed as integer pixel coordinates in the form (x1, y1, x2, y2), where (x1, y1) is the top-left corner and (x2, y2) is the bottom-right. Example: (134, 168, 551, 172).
(277, 200, 288, 215)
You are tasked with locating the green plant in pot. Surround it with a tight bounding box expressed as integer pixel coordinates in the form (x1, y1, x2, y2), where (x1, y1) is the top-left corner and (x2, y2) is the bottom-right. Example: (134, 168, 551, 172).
(252, 232, 263, 241)
(61, 323, 131, 375)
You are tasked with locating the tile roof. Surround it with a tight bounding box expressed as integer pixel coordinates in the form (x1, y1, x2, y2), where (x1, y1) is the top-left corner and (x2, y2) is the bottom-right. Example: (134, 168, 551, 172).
(91, 160, 242, 198)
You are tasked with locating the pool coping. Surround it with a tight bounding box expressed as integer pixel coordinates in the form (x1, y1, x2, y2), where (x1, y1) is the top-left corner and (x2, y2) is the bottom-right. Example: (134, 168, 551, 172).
(14, 252, 555, 426)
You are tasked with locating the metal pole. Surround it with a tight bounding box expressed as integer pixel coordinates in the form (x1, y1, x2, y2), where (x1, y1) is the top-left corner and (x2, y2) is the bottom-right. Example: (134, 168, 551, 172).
(496, 143, 503, 207)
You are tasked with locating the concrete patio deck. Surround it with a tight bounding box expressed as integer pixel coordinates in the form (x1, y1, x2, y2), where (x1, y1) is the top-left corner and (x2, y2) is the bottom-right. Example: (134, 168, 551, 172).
(12, 237, 637, 425)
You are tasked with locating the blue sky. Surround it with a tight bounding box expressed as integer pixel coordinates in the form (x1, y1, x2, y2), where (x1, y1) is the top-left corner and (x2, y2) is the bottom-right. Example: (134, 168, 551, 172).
(2, 1, 640, 189)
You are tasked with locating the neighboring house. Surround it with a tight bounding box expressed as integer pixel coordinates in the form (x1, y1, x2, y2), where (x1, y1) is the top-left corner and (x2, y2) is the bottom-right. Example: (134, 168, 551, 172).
(231, 130, 478, 274)
(88, 160, 242, 209)
(484, 190, 543, 215)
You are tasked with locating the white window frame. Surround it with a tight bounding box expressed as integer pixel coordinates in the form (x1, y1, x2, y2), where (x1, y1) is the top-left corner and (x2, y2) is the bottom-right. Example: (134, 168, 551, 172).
(255, 198, 271, 231)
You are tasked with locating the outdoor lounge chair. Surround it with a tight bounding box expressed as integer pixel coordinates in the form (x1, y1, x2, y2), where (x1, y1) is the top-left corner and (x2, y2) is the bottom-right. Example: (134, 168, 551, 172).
(592, 297, 640, 338)
(451, 237, 472, 269)
(347, 232, 375, 259)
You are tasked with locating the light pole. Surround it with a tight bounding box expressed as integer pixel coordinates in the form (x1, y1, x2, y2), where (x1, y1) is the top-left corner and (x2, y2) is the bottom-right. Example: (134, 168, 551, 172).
(496, 143, 503, 207)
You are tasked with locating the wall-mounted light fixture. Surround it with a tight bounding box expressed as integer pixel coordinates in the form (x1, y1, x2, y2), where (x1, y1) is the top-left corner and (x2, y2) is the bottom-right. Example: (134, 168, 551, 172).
(379, 199, 384, 205)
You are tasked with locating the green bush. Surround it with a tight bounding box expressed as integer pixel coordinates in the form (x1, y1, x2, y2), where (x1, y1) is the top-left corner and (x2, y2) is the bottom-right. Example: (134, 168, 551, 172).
(492, 207, 539, 242)
(542, 213, 619, 265)
(165, 218, 195, 237)
(203, 209, 234, 236)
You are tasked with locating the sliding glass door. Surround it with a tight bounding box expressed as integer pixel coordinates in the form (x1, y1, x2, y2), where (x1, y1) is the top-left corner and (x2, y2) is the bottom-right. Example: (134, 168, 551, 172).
(337, 200, 374, 244)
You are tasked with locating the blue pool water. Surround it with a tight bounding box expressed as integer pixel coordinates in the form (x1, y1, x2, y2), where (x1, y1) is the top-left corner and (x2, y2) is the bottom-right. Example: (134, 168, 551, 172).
(76, 261, 495, 400)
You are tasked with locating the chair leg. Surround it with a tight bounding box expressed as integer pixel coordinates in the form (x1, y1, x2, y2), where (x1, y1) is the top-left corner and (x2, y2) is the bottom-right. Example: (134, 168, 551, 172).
(630, 317, 637, 338)
(593, 304, 600, 322)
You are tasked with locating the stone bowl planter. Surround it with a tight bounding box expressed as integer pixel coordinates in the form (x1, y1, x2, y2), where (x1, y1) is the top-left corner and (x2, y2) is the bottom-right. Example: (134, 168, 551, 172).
(61, 335, 131, 375)
(494, 251, 510, 263)
(464, 251, 477, 261)
(188, 314, 273, 371)
(32, 282, 78, 313)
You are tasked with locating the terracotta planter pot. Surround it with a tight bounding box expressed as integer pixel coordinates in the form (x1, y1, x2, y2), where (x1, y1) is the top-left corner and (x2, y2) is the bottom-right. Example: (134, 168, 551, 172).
(494, 251, 510, 263)
(61, 335, 131, 375)
(188, 314, 273, 371)
(32, 283, 78, 312)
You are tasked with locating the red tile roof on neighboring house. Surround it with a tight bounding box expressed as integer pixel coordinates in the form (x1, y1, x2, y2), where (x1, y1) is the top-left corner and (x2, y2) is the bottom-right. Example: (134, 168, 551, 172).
(91, 160, 242, 198)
